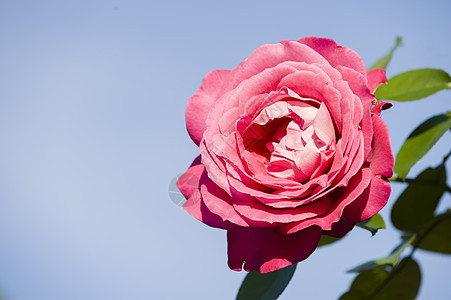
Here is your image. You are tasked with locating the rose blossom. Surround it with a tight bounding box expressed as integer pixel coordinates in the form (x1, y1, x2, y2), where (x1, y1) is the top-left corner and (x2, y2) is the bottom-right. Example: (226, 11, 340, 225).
(177, 37, 394, 273)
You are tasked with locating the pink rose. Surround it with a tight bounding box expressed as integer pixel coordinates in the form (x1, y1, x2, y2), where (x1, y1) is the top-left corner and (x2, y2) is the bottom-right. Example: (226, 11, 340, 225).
(177, 37, 394, 273)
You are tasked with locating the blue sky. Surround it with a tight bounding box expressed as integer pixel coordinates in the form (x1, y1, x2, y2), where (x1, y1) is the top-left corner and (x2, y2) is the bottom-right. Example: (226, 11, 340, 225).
(0, 0, 450, 299)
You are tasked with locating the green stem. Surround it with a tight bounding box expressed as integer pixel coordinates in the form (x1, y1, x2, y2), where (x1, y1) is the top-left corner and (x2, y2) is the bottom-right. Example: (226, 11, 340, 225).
(442, 149, 451, 164)
(408, 210, 451, 257)
(365, 210, 451, 299)
(389, 176, 451, 193)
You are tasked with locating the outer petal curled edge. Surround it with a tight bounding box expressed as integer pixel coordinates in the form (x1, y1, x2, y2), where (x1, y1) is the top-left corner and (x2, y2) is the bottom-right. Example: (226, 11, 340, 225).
(186, 69, 231, 145)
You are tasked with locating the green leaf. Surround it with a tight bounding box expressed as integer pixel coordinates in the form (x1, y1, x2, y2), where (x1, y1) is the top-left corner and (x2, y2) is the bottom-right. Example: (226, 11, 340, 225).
(340, 258, 421, 300)
(394, 112, 451, 178)
(348, 235, 415, 273)
(317, 235, 341, 247)
(340, 266, 389, 300)
(391, 165, 447, 231)
(339, 290, 366, 300)
(374, 68, 451, 101)
(357, 214, 386, 236)
(416, 212, 451, 254)
(236, 264, 296, 300)
(369, 36, 402, 70)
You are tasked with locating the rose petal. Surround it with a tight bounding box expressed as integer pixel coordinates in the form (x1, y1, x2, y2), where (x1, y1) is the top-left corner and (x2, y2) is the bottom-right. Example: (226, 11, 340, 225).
(222, 41, 330, 94)
(176, 157, 203, 199)
(325, 217, 355, 238)
(298, 37, 367, 76)
(367, 68, 388, 93)
(360, 101, 374, 160)
(186, 69, 231, 145)
(312, 102, 336, 144)
(227, 225, 322, 273)
(343, 173, 391, 224)
(219, 107, 240, 134)
(337, 65, 374, 106)
(233, 197, 332, 224)
(294, 142, 321, 179)
(199, 171, 250, 227)
(283, 168, 372, 234)
(177, 161, 237, 230)
(371, 101, 393, 116)
(367, 114, 394, 178)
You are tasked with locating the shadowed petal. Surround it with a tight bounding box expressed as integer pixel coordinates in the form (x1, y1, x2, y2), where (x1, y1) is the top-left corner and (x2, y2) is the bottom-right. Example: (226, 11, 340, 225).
(343, 173, 391, 224)
(200, 171, 250, 227)
(227, 225, 322, 273)
(177, 158, 237, 230)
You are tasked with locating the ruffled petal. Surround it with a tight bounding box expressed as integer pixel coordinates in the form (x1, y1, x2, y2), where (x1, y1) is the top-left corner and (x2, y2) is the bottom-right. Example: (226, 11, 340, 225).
(233, 197, 332, 225)
(283, 168, 372, 234)
(222, 41, 330, 93)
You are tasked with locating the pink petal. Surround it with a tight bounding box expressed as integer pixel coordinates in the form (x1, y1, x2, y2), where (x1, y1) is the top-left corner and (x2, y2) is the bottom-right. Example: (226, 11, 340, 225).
(222, 41, 330, 93)
(219, 107, 240, 134)
(325, 217, 355, 238)
(367, 114, 394, 178)
(360, 103, 374, 161)
(309, 152, 333, 181)
(277, 70, 339, 103)
(284, 121, 304, 150)
(283, 168, 372, 234)
(266, 155, 297, 180)
(199, 139, 231, 195)
(294, 142, 321, 179)
(199, 171, 250, 227)
(367, 68, 388, 93)
(252, 101, 291, 126)
(186, 69, 231, 145)
(233, 197, 332, 224)
(371, 101, 393, 116)
(276, 70, 343, 134)
(176, 157, 203, 200)
(312, 102, 336, 144)
(343, 172, 391, 224)
(227, 225, 322, 273)
(177, 160, 237, 230)
(206, 64, 298, 139)
(298, 37, 367, 76)
(337, 65, 374, 105)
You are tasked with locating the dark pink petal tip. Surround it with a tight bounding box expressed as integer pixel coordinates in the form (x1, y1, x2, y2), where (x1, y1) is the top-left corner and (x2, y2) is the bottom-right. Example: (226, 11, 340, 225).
(367, 68, 388, 93)
(371, 101, 393, 116)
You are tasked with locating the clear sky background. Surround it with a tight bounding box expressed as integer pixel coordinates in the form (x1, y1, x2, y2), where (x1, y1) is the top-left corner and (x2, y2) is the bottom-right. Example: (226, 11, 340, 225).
(0, 0, 450, 299)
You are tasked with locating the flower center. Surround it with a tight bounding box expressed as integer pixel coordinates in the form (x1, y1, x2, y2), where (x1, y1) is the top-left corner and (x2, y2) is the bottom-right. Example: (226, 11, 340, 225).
(243, 100, 336, 183)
